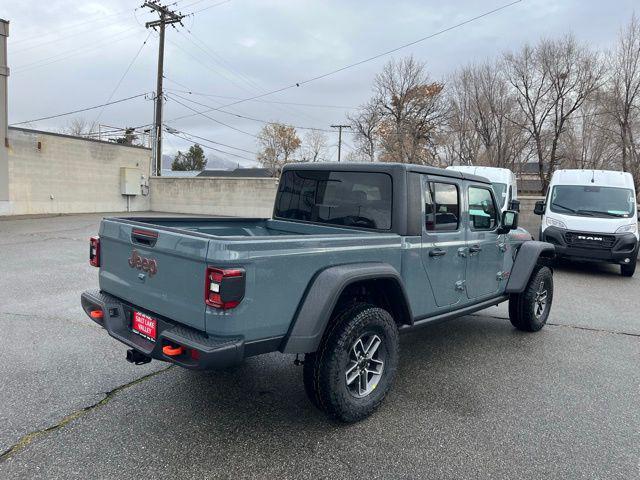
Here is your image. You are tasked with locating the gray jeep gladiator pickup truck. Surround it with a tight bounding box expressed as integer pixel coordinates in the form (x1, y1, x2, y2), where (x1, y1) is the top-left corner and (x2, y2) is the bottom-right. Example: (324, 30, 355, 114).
(82, 163, 555, 422)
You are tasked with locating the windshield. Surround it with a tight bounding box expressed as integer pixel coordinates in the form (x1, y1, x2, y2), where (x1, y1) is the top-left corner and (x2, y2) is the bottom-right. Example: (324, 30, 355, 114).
(549, 185, 635, 218)
(275, 170, 393, 230)
(491, 182, 508, 207)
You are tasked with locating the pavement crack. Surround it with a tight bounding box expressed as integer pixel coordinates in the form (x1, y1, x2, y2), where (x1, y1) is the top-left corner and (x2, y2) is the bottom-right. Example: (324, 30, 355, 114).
(0, 365, 173, 464)
(546, 322, 640, 338)
(470, 313, 640, 338)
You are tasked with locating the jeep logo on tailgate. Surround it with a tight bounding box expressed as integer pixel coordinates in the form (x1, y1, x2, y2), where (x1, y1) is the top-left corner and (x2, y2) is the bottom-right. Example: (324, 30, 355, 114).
(577, 235, 603, 241)
(128, 249, 158, 276)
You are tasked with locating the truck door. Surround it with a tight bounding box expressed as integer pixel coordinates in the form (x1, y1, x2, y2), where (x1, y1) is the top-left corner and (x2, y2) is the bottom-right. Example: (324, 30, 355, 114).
(464, 182, 505, 299)
(420, 176, 467, 307)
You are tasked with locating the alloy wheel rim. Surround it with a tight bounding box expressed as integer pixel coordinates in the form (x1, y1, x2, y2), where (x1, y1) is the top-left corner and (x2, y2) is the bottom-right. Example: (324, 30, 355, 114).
(533, 280, 548, 320)
(345, 334, 385, 398)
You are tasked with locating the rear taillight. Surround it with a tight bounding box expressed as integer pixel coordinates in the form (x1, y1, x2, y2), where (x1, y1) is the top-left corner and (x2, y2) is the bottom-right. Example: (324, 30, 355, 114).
(89, 236, 100, 267)
(205, 267, 245, 309)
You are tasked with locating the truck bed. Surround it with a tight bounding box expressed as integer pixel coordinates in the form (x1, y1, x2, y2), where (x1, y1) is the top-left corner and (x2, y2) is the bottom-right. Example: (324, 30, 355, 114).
(97, 215, 403, 341)
(117, 216, 386, 238)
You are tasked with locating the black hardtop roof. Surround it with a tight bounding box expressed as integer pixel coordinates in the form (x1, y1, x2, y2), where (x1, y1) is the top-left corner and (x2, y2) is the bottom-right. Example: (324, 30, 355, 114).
(283, 162, 491, 184)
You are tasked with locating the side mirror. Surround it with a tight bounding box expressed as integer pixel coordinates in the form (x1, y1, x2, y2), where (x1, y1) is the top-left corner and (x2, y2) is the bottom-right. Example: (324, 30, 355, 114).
(509, 199, 521, 212)
(534, 200, 545, 216)
(498, 210, 518, 234)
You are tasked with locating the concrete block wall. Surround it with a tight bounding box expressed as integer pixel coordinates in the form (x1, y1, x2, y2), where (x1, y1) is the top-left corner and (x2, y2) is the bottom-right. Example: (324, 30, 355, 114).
(1, 127, 151, 216)
(149, 176, 279, 217)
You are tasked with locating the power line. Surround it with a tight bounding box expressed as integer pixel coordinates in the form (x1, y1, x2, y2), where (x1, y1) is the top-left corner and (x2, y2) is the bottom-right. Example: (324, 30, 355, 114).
(165, 128, 254, 162)
(91, 32, 153, 132)
(12, 28, 143, 74)
(167, 92, 336, 133)
(10, 93, 151, 126)
(183, 0, 232, 16)
(178, 27, 326, 125)
(167, 94, 259, 137)
(165, 86, 354, 109)
(9, 7, 139, 46)
(163, 0, 522, 122)
(164, 125, 257, 154)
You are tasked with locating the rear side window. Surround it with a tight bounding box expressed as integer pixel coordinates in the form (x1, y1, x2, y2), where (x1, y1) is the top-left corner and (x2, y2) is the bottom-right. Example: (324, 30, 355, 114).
(468, 186, 498, 230)
(275, 170, 392, 230)
(423, 179, 460, 231)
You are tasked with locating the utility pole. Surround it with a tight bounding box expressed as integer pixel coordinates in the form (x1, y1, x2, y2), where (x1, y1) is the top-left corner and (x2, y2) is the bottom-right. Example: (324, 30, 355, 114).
(330, 124, 350, 162)
(143, 1, 183, 176)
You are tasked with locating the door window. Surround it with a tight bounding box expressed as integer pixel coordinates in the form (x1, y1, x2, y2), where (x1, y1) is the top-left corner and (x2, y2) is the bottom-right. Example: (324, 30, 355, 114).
(424, 179, 460, 231)
(468, 186, 498, 230)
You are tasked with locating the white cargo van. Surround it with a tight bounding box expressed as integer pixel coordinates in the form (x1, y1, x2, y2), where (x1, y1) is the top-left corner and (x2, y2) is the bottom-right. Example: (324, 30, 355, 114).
(534, 169, 638, 276)
(447, 166, 518, 211)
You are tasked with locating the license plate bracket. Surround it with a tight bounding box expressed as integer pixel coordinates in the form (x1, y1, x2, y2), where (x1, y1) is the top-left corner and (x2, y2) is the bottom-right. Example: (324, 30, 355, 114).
(132, 311, 157, 341)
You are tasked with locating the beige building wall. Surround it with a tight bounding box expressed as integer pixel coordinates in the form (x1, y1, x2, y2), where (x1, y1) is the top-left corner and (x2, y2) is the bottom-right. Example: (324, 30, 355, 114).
(150, 176, 278, 217)
(1, 127, 151, 216)
(0, 19, 9, 203)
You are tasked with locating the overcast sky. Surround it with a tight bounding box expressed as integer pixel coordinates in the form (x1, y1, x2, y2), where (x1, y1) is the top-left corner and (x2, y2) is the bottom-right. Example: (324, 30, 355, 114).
(3, 0, 639, 167)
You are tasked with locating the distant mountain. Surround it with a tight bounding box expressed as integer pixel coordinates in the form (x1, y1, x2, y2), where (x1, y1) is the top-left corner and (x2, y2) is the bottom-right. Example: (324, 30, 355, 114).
(162, 153, 239, 171)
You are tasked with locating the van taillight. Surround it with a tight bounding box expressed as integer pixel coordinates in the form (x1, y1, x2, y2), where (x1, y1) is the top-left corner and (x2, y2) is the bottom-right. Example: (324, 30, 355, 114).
(205, 267, 245, 309)
(89, 236, 100, 267)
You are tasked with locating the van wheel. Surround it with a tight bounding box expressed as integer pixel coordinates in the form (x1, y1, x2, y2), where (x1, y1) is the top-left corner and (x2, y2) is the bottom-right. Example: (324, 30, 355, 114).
(620, 260, 636, 277)
(303, 303, 399, 423)
(509, 266, 553, 332)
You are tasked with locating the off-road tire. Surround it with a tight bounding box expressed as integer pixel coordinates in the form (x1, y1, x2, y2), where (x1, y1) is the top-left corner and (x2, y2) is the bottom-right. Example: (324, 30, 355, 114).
(620, 260, 636, 277)
(508, 266, 553, 332)
(303, 303, 399, 423)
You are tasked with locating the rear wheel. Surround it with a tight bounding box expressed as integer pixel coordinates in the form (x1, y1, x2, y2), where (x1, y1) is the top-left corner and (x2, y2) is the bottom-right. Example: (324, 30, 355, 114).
(303, 303, 399, 423)
(620, 259, 636, 277)
(509, 266, 553, 332)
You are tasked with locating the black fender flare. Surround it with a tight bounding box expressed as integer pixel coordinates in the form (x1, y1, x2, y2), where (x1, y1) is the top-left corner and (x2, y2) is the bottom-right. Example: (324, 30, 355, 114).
(505, 241, 555, 294)
(281, 263, 412, 354)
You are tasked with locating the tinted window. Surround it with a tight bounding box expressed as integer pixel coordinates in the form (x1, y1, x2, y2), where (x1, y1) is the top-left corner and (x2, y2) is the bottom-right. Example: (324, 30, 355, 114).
(549, 185, 635, 218)
(424, 179, 459, 231)
(275, 170, 392, 230)
(469, 186, 498, 230)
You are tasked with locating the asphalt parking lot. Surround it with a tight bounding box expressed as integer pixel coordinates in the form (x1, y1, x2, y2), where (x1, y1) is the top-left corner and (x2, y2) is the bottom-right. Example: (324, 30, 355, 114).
(1, 213, 638, 479)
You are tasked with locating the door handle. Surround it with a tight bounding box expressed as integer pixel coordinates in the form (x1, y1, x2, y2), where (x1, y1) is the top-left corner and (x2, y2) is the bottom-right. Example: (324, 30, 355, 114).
(429, 248, 447, 257)
(469, 244, 482, 254)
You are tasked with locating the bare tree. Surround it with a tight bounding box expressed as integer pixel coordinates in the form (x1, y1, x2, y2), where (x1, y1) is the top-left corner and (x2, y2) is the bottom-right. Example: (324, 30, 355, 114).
(444, 67, 482, 166)
(504, 36, 605, 191)
(373, 56, 448, 165)
(256, 123, 301, 176)
(299, 130, 328, 162)
(606, 14, 640, 192)
(348, 101, 380, 162)
(446, 61, 531, 170)
(560, 95, 619, 170)
(61, 117, 90, 136)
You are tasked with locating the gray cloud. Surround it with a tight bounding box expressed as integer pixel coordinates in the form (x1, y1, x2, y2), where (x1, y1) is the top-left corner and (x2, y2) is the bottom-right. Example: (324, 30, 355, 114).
(4, 0, 638, 165)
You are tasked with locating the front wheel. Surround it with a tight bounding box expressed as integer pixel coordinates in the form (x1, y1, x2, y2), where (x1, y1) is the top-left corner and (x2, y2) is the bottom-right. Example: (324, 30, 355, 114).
(303, 303, 399, 423)
(508, 266, 553, 332)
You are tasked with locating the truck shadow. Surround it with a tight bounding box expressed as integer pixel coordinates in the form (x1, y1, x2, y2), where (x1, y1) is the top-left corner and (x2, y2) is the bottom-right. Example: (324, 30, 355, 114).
(159, 315, 547, 433)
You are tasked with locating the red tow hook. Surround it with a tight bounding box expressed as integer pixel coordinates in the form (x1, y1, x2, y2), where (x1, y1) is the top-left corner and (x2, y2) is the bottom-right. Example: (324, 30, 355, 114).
(89, 310, 104, 320)
(163, 344, 184, 356)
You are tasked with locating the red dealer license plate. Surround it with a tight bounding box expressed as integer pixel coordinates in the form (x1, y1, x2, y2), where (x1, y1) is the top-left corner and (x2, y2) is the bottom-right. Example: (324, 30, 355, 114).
(132, 311, 157, 341)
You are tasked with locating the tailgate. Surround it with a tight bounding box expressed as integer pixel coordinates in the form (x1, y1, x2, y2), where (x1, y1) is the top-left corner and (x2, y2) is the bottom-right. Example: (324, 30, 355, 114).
(98, 219, 209, 331)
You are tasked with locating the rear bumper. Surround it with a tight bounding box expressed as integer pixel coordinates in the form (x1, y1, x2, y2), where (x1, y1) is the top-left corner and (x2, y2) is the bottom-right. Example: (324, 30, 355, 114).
(81, 289, 244, 370)
(541, 226, 639, 264)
